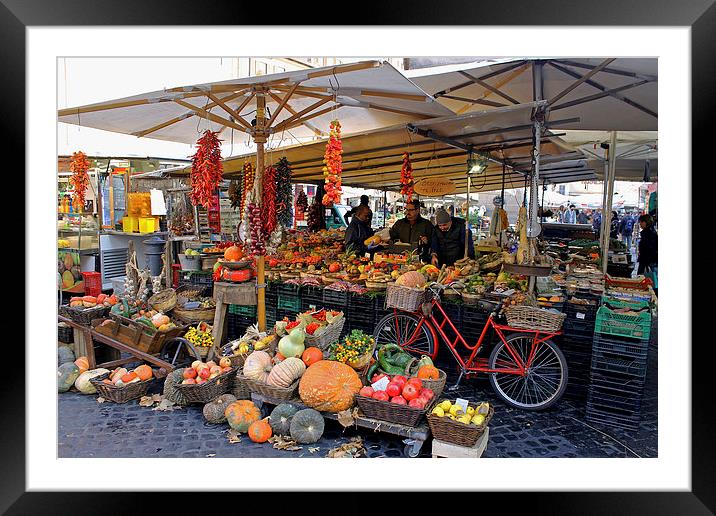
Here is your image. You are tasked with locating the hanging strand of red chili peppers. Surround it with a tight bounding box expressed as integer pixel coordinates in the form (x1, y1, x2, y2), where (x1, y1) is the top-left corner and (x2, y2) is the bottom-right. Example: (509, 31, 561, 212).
(296, 190, 309, 213)
(189, 130, 223, 208)
(69, 151, 91, 212)
(400, 152, 414, 201)
(247, 194, 266, 256)
(274, 157, 293, 227)
(240, 161, 254, 218)
(322, 120, 343, 207)
(261, 165, 277, 237)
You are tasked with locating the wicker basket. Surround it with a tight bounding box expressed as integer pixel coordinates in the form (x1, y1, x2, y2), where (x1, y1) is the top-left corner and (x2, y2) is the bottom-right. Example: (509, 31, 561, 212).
(231, 372, 252, 400)
(176, 285, 210, 299)
(385, 284, 427, 312)
(235, 372, 300, 402)
(409, 369, 448, 399)
(194, 346, 212, 358)
(304, 317, 346, 352)
(427, 402, 494, 447)
(89, 372, 154, 404)
(355, 395, 436, 427)
(503, 305, 566, 332)
(172, 305, 216, 323)
(59, 304, 111, 326)
(148, 289, 177, 312)
(174, 366, 236, 404)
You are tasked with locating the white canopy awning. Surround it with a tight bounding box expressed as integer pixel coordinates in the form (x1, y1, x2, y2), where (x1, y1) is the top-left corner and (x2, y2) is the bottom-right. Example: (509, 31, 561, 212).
(58, 60, 453, 145)
(406, 58, 657, 131)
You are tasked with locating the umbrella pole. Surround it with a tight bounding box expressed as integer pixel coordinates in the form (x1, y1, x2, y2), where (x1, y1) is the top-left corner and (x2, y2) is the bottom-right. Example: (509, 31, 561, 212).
(465, 151, 471, 259)
(601, 131, 618, 274)
(254, 91, 267, 332)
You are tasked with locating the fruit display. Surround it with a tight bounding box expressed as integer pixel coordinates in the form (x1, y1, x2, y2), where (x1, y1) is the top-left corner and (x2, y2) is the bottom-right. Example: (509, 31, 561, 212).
(359, 374, 435, 410)
(100, 364, 155, 388)
(69, 293, 119, 309)
(180, 359, 233, 385)
(183, 322, 214, 350)
(274, 309, 344, 339)
(430, 399, 491, 427)
(328, 330, 375, 369)
(298, 360, 362, 412)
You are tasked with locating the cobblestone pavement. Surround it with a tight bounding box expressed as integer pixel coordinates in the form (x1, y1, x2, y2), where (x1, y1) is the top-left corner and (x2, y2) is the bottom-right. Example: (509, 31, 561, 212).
(59, 334, 657, 459)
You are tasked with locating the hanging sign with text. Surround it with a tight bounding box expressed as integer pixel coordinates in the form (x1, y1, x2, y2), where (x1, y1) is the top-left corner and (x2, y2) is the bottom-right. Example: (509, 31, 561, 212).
(413, 177, 456, 197)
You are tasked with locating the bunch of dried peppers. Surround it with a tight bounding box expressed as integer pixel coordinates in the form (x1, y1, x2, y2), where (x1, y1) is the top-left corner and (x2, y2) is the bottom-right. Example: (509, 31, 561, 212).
(69, 151, 91, 211)
(189, 130, 223, 208)
(322, 119, 343, 207)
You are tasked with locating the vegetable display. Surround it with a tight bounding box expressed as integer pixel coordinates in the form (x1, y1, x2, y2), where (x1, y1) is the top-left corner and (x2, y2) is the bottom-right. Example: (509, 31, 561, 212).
(322, 120, 343, 207)
(399, 152, 414, 201)
(240, 161, 254, 217)
(189, 130, 223, 208)
(359, 374, 435, 409)
(430, 399, 491, 427)
(275, 157, 293, 227)
(261, 165, 278, 236)
(247, 200, 266, 256)
(329, 330, 374, 364)
(184, 322, 214, 350)
(298, 360, 362, 412)
(69, 151, 91, 211)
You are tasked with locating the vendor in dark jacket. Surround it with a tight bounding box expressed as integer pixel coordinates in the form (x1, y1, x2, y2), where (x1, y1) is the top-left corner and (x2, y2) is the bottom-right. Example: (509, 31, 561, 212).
(344, 205, 374, 256)
(430, 208, 475, 267)
(389, 199, 434, 261)
(637, 214, 657, 275)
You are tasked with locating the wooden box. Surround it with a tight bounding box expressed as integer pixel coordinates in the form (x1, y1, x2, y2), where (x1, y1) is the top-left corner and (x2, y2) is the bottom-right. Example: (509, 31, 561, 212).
(431, 427, 489, 458)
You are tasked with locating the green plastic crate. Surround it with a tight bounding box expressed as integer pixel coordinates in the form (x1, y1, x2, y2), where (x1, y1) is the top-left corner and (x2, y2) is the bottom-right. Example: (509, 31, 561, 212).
(600, 296, 650, 310)
(595, 305, 652, 340)
(228, 304, 257, 317)
(277, 295, 301, 312)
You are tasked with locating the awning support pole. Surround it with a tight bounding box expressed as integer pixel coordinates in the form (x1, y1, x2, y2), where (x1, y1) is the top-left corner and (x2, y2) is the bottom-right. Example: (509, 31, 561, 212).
(254, 91, 267, 332)
(465, 146, 473, 259)
(601, 131, 618, 274)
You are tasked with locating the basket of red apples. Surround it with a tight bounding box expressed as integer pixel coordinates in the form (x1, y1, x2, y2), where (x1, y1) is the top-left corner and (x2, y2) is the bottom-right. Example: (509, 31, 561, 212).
(354, 373, 437, 427)
(174, 358, 237, 404)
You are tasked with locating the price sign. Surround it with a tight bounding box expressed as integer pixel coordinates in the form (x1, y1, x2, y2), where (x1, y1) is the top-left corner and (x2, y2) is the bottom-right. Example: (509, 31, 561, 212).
(371, 376, 390, 392)
(576, 312, 586, 320)
(454, 398, 469, 414)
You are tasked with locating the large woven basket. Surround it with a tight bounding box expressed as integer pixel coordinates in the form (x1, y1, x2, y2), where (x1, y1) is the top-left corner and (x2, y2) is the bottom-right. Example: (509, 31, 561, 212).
(409, 369, 447, 399)
(427, 402, 494, 447)
(235, 372, 300, 402)
(172, 305, 216, 323)
(503, 305, 566, 333)
(305, 317, 346, 352)
(231, 371, 252, 400)
(148, 288, 177, 312)
(174, 366, 236, 403)
(385, 284, 427, 312)
(355, 394, 436, 427)
(59, 304, 111, 326)
(89, 372, 154, 404)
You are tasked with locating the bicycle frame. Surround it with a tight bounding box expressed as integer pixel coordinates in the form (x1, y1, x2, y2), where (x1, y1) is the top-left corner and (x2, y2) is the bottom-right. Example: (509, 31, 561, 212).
(393, 296, 561, 378)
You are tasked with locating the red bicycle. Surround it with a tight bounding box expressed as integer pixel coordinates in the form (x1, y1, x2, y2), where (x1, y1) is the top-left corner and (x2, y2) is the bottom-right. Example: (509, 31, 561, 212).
(373, 282, 569, 410)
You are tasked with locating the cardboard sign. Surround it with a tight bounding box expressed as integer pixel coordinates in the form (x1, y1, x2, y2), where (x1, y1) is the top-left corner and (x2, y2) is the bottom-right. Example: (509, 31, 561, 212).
(414, 177, 456, 196)
(371, 376, 390, 392)
(455, 398, 469, 414)
(576, 312, 586, 320)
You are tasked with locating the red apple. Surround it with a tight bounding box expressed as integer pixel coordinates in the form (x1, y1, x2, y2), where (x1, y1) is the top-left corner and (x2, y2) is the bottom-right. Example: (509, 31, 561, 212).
(181, 378, 196, 385)
(199, 367, 211, 380)
(390, 395, 407, 405)
(221, 366, 232, 374)
(196, 377, 206, 385)
(191, 360, 203, 370)
(401, 383, 420, 401)
(406, 377, 423, 390)
(386, 382, 402, 398)
(392, 375, 407, 387)
(372, 391, 390, 401)
(409, 397, 426, 409)
(206, 360, 217, 369)
(209, 365, 222, 375)
(219, 357, 232, 368)
(359, 386, 375, 397)
(419, 388, 434, 401)
(183, 367, 197, 380)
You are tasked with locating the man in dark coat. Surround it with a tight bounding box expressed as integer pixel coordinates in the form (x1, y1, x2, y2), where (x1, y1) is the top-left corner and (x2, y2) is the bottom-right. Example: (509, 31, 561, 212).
(344, 205, 374, 256)
(389, 199, 434, 262)
(430, 208, 475, 267)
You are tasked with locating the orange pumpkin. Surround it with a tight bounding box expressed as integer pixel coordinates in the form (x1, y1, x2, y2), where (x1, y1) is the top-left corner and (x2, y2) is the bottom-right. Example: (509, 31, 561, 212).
(247, 419, 273, 443)
(301, 347, 323, 367)
(225, 400, 261, 433)
(224, 245, 244, 262)
(417, 365, 440, 380)
(134, 364, 153, 381)
(298, 361, 362, 412)
(120, 371, 140, 384)
(74, 356, 89, 374)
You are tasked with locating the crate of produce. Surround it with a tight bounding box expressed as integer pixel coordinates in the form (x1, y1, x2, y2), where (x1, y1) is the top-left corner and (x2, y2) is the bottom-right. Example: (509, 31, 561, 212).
(174, 366, 237, 404)
(595, 305, 651, 340)
(92, 317, 187, 355)
(301, 285, 324, 313)
(323, 288, 350, 309)
(590, 349, 648, 378)
(427, 401, 494, 448)
(59, 303, 111, 326)
(604, 274, 653, 291)
(81, 271, 103, 297)
(355, 393, 436, 427)
(277, 295, 301, 313)
(592, 333, 649, 359)
(277, 283, 302, 298)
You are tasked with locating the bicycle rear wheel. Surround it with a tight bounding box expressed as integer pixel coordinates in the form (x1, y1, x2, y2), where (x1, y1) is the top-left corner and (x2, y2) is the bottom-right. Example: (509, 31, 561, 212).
(373, 311, 437, 361)
(488, 334, 568, 410)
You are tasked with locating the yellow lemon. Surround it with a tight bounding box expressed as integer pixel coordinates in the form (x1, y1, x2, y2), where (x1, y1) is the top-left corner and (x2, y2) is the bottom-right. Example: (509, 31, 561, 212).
(466, 407, 475, 416)
(471, 414, 486, 426)
(439, 400, 452, 412)
(449, 404, 464, 417)
(431, 407, 445, 417)
(458, 415, 472, 425)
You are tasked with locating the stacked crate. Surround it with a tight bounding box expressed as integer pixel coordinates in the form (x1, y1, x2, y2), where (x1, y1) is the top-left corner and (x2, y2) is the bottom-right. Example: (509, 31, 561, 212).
(264, 282, 279, 328)
(346, 292, 376, 334)
(300, 285, 324, 313)
(276, 283, 302, 323)
(460, 303, 489, 348)
(227, 304, 257, 340)
(586, 295, 652, 431)
(559, 294, 601, 401)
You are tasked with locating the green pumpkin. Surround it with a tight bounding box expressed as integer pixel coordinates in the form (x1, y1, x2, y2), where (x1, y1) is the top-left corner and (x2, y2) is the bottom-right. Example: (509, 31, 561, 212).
(163, 369, 190, 406)
(58, 363, 80, 393)
(57, 346, 75, 367)
(269, 403, 299, 436)
(202, 394, 237, 424)
(289, 408, 324, 444)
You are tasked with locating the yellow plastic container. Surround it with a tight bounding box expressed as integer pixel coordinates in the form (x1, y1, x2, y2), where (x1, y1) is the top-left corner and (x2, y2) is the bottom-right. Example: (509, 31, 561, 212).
(122, 216, 139, 233)
(138, 216, 158, 233)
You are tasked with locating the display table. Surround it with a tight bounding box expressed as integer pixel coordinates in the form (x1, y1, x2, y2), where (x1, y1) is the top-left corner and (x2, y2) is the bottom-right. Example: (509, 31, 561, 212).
(251, 392, 431, 457)
(210, 281, 257, 360)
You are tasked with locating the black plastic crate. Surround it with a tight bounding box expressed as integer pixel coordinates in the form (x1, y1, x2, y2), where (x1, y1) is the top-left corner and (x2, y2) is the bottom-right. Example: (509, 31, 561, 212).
(590, 350, 648, 379)
(301, 285, 324, 312)
(586, 398, 642, 421)
(58, 323, 73, 344)
(181, 271, 214, 295)
(563, 318, 596, 337)
(588, 388, 643, 413)
(585, 405, 641, 431)
(564, 302, 599, 323)
(277, 283, 301, 297)
(323, 289, 350, 310)
(590, 370, 645, 394)
(592, 333, 649, 359)
(439, 299, 462, 325)
(589, 382, 646, 404)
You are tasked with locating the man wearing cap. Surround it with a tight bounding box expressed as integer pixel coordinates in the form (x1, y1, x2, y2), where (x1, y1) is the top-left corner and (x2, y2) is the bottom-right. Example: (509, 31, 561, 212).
(389, 199, 434, 262)
(430, 208, 475, 267)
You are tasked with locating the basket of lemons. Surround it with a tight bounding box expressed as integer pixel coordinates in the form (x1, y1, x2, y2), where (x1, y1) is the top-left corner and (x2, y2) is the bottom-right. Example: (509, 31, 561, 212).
(427, 399, 493, 447)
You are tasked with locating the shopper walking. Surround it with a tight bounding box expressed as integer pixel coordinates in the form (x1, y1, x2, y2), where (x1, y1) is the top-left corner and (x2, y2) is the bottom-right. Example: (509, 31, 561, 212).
(618, 211, 637, 250)
(636, 214, 658, 294)
(576, 208, 589, 224)
(592, 208, 602, 234)
(563, 204, 577, 224)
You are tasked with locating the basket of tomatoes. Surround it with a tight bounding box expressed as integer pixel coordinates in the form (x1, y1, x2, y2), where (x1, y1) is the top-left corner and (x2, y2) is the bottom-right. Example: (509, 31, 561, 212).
(355, 373, 437, 427)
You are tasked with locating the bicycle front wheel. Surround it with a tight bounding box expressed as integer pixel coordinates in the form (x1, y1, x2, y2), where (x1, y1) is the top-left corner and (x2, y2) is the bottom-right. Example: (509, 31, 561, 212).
(488, 334, 568, 410)
(373, 311, 437, 361)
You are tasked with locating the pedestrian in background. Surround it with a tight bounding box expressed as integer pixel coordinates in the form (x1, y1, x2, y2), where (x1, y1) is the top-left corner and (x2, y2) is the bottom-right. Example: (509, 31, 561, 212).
(637, 214, 658, 294)
(618, 211, 637, 250)
(563, 204, 577, 224)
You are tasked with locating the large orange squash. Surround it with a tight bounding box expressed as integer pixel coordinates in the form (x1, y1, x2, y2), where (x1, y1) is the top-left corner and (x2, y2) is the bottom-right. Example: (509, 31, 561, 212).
(224, 245, 244, 262)
(298, 361, 362, 412)
(247, 419, 273, 443)
(225, 400, 261, 433)
(134, 364, 153, 381)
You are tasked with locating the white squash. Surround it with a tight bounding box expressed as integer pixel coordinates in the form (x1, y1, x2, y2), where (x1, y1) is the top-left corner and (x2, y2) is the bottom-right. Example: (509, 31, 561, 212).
(74, 368, 110, 394)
